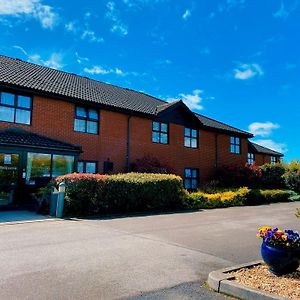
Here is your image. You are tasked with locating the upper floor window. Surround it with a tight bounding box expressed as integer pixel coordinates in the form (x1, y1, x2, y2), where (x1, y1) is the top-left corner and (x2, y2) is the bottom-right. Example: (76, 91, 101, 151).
(74, 106, 99, 134)
(77, 161, 97, 174)
(248, 153, 255, 165)
(152, 121, 168, 144)
(230, 136, 241, 154)
(0, 91, 32, 125)
(184, 168, 199, 190)
(184, 128, 198, 148)
(271, 156, 277, 164)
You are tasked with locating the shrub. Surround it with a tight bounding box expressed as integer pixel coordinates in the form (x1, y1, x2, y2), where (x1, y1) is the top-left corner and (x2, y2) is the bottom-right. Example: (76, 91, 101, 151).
(283, 161, 300, 193)
(184, 187, 250, 209)
(131, 155, 175, 174)
(214, 164, 261, 188)
(260, 190, 292, 203)
(260, 163, 286, 189)
(55, 173, 107, 216)
(104, 173, 184, 212)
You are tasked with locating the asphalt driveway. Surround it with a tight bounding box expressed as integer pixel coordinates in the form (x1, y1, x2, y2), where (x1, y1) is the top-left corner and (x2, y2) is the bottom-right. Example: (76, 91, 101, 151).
(0, 202, 299, 299)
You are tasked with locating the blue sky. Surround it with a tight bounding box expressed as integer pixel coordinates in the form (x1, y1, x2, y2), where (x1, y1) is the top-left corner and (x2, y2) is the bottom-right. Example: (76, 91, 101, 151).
(0, 0, 299, 161)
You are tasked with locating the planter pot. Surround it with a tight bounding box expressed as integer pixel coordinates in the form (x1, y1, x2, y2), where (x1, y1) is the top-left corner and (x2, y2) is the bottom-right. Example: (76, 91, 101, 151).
(261, 242, 300, 275)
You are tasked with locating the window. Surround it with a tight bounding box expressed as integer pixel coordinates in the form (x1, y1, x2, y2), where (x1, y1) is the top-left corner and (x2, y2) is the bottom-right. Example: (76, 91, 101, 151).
(184, 128, 198, 148)
(26, 153, 74, 184)
(248, 153, 255, 165)
(152, 121, 168, 144)
(184, 168, 199, 189)
(0, 91, 32, 125)
(230, 136, 241, 154)
(271, 156, 277, 164)
(74, 106, 99, 134)
(77, 161, 97, 174)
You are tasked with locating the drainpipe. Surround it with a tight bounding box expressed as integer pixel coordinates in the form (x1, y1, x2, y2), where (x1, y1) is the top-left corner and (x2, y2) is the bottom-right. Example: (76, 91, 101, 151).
(215, 133, 219, 170)
(126, 115, 132, 172)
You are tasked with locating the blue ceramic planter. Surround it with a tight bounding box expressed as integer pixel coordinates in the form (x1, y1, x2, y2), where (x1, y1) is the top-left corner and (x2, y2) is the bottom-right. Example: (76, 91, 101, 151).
(261, 242, 300, 275)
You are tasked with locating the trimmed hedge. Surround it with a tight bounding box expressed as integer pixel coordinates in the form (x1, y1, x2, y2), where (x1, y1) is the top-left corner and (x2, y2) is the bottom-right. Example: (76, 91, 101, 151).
(185, 188, 294, 209)
(55, 173, 184, 216)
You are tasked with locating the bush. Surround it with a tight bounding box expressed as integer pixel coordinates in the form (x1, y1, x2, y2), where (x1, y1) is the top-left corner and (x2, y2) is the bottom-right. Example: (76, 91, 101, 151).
(260, 163, 286, 189)
(55, 172, 184, 215)
(131, 155, 175, 174)
(104, 173, 184, 212)
(214, 164, 261, 188)
(284, 161, 300, 193)
(55, 173, 107, 216)
(184, 187, 250, 209)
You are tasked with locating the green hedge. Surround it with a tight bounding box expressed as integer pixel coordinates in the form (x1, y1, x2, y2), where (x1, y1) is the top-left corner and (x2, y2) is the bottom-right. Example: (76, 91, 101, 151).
(185, 188, 294, 209)
(55, 173, 184, 216)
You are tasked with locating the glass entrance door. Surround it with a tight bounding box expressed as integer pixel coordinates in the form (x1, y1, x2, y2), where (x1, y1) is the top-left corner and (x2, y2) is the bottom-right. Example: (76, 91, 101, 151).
(0, 153, 19, 206)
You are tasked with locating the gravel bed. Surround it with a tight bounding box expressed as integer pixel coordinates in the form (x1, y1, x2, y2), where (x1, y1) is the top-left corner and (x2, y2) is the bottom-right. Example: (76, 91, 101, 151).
(229, 264, 300, 299)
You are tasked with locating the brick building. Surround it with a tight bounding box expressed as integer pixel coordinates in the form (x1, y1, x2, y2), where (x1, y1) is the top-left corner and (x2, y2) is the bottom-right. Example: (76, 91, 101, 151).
(0, 55, 283, 207)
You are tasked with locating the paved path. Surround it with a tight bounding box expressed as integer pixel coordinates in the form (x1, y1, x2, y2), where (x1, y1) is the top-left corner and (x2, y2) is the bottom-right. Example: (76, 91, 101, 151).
(0, 202, 299, 299)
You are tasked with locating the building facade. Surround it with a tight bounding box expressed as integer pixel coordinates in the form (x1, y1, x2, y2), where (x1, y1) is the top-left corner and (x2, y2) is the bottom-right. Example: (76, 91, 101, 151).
(0, 55, 283, 207)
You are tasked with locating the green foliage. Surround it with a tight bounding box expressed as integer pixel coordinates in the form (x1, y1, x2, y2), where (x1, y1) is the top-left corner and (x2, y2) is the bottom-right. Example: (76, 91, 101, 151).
(55, 173, 107, 216)
(185, 188, 294, 209)
(184, 187, 250, 209)
(55, 173, 184, 216)
(283, 161, 300, 193)
(260, 163, 286, 189)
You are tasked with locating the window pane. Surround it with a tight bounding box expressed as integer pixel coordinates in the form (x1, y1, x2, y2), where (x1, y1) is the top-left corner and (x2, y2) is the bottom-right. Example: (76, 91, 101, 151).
(191, 129, 197, 138)
(52, 155, 74, 177)
(17, 96, 31, 108)
(161, 123, 168, 133)
(230, 136, 235, 144)
(86, 162, 96, 174)
(184, 179, 191, 189)
(160, 133, 168, 144)
(191, 138, 197, 148)
(185, 168, 191, 178)
(192, 169, 198, 178)
(236, 137, 240, 145)
(26, 153, 51, 184)
(76, 107, 87, 118)
(74, 119, 86, 132)
(184, 137, 191, 147)
(184, 128, 191, 137)
(88, 109, 98, 120)
(152, 122, 160, 131)
(77, 161, 84, 173)
(230, 145, 235, 153)
(15, 109, 31, 125)
(235, 145, 240, 154)
(191, 179, 198, 189)
(87, 121, 98, 134)
(1, 92, 14, 106)
(0, 106, 14, 122)
(152, 132, 159, 143)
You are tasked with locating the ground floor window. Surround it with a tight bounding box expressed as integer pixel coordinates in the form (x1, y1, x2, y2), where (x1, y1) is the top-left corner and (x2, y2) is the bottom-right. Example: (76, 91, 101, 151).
(270, 156, 277, 164)
(26, 152, 74, 184)
(248, 153, 255, 165)
(77, 161, 97, 174)
(184, 168, 199, 189)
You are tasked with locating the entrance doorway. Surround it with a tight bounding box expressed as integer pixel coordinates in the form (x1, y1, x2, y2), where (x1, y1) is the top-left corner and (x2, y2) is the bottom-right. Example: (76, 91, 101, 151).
(0, 153, 20, 206)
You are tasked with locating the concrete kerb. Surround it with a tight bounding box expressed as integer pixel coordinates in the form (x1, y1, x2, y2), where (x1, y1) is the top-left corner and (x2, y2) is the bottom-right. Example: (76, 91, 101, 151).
(208, 260, 287, 300)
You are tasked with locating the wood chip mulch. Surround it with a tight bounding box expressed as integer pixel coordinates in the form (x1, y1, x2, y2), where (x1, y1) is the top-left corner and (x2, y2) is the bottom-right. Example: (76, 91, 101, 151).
(229, 264, 300, 299)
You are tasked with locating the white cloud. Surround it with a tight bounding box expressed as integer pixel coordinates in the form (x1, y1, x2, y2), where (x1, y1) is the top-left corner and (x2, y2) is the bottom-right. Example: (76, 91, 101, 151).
(65, 21, 76, 32)
(248, 122, 280, 137)
(167, 89, 206, 111)
(182, 9, 191, 20)
(253, 139, 288, 153)
(234, 63, 264, 80)
(13, 45, 63, 69)
(0, 0, 58, 29)
(106, 1, 128, 36)
(81, 30, 104, 43)
(75, 52, 89, 64)
(83, 65, 134, 76)
(273, 2, 289, 19)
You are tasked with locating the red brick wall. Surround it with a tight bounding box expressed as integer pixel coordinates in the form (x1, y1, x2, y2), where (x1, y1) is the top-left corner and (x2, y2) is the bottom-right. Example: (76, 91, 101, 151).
(0, 95, 252, 183)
